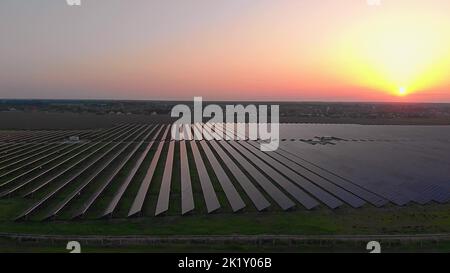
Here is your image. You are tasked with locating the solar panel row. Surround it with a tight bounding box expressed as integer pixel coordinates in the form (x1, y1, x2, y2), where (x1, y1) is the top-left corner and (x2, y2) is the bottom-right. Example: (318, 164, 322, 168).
(190, 140, 221, 213)
(0, 130, 87, 158)
(19, 124, 138, 198)
(199, 140, 246, 212)
(179, 140, 195, 215)
(101, 125, 164, 218)
(0, 124, 133, 196)
(73, 125, 159, 219)
(155, 139, 175, 216)
(1, 122, 448, 221)
(128, 125, 170, 217)
(41, 125, 150, 220)
(15, 124, 142, 220)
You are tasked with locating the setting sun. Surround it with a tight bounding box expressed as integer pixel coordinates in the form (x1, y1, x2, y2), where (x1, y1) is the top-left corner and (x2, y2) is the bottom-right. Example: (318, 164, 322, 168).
(331, 2, 450, 101)
(0, 1, 449, 102)
(398, 87, 408, 96)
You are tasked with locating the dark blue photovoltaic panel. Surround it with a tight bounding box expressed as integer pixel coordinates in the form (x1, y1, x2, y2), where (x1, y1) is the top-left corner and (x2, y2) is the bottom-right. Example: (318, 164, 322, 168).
(102, 125, 163, 217)
(218, 140, 295, 210)
(227, 141, 319, 209)
(155, 139, 175, 216)
(128, 125, 170, 217)
(190, 140, 220, 213)
(239, 141, 345, 209)
(179, 140, 195, 215)
(208, 140, 270, 211)
(200, 140, 245, 212)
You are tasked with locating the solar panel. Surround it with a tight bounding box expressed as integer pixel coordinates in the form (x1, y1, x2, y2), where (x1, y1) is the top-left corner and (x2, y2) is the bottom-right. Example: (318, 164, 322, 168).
(8, 122, 450, 221)
(0, 143, 11, 149)
(279, 141, 410, 206)
(0, 143, 66, 170)
(0, 143, 35, 155)
(101, 125, 164, 218)
(0, 143, 79, 188)
(0, 130, 85, 158)
(179, 140, 195, 215)
(0, 131, 34, 143)
(217, 123, 386, 208)
(6, 130, 59, 142)
(151, 125, 167, 141)
(0, 142, 76, 178)
(15, 125, 142, 220)
(227, 141, 318, 210)
(20, 124, 136, 198)
(0, 125, 133, 196)
(41, 125, 150, 220)
(216, 140, 295, 210)
(327, 141, 450, 204)
(372, 142, 450, 203)
(205, 123, 306, 209)
(199, 141, 245, 212)
(269, 144, 387, 207)
(155, 139, 175, 216)
(183, 124, 193, 140)
(0, 142, 95, 197)
(0, 129, 94, 165)
(207, 140, 270, 211)
(0, 130, 67, 148)
(189, 140, 221, 213)
(71, 125, 158, 219)
(0, 141, 52, 159)
(128, 125, 170, 217)
(238, 141, 344, 209)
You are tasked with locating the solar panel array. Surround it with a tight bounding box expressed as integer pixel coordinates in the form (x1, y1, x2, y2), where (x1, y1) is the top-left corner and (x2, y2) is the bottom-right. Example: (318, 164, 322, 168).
(0, 123, 449, 221)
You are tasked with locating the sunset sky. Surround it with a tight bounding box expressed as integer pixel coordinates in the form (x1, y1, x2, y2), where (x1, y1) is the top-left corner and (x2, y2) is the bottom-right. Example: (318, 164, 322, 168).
(1, 0, 449, 102)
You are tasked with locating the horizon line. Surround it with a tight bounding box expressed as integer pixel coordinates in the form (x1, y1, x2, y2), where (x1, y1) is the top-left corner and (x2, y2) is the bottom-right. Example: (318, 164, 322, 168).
(2, 98, 450, 105)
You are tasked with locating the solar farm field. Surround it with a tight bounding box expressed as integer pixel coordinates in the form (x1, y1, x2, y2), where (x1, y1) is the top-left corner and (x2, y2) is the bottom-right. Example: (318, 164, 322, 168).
(0, 123, 450, 251)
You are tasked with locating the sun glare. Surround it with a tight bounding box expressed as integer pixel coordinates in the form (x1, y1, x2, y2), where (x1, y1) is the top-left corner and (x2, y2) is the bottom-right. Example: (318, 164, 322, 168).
(333, 10, 450, 101)
(398, 87, 407, 96)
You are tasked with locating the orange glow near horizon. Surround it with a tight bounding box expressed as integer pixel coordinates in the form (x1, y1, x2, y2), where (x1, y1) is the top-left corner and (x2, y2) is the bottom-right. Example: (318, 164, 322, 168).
(10, 1, 449, 101)
(127, 1, 450, 101)
(327, 4, 450, 101)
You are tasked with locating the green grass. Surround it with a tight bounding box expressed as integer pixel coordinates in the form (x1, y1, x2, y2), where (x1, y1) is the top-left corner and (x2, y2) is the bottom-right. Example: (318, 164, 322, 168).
(1, 197, 450, 236)
(1, 181, 450, 253)
(2, 130, 450, 252)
